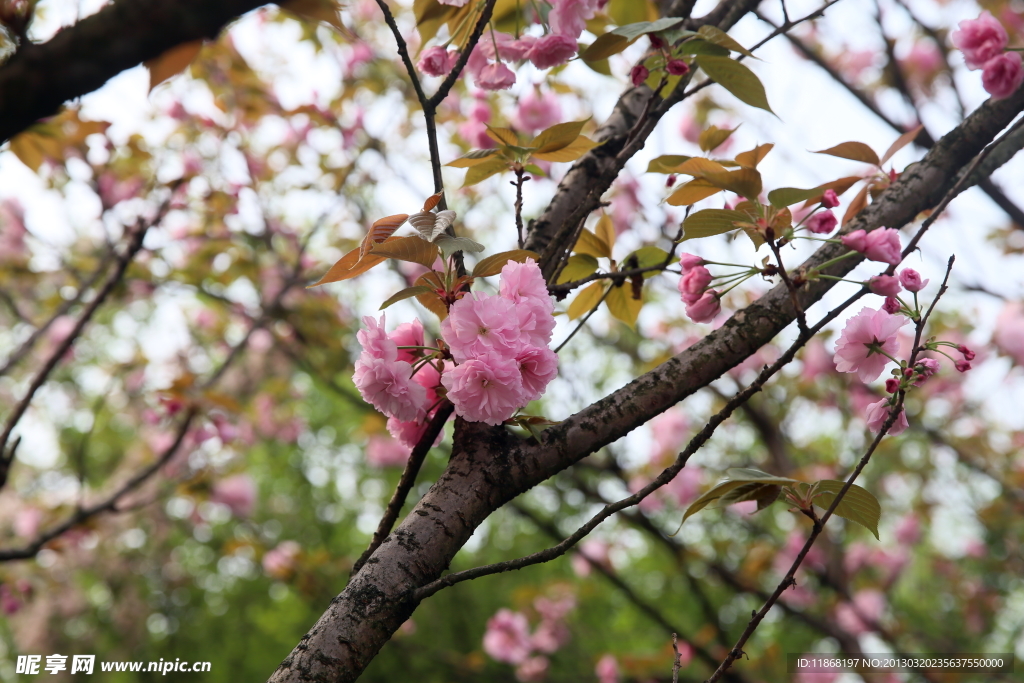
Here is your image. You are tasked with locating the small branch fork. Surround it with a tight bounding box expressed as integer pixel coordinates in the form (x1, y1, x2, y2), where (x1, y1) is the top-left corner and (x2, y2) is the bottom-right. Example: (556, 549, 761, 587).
(767, 238, 808, 336)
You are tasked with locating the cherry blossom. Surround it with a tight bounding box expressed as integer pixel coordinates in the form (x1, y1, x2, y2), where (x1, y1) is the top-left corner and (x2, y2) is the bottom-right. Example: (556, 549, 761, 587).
(483, 609, 532, 664)
(417, 46, 454, 77)
(951, 11, 1008, 70)
(868, 275, 902, 297)
(441, 292, 524, 363)
(357, 314, 397, 363)
(516, 345, 559, 402)
(993, 301, 1024, 365)
(864, 399, 909, 435)
(548, 0, 601, 39)
(262, 541, 301, 579)
(595, 654, 620, 683)
(685, 290, 721, 323)
(806, 209, 837, 234)
(441, 356, 525, 425)
(527, 34, 578, 69)
(981, 52, 1024, 99)
(477, 62, 516, 91)
(515, 88, 562, 133)
(898, 268, 928, 292)
(366, 435, 410, 468)
(211, 474, 257, 518)
(833, 307, 906, 382)
(678, 265, 712, 304)
(353, 357, 427, 422)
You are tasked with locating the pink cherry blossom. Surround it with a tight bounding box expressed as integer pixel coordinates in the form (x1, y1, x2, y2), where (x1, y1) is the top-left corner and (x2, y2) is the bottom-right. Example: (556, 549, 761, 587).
(527, 34, 578, 70)
(982, 52, 1024, 99)
(515, 88, 562, 133)
(685, 290, 721, 323)
(417, 46, 455, 76)
(358, 314, 397, 363)
(530, 619, 569, 653)
(678, 265, 712, 304)
(441, 292, 524, 362)
(913, 357, 940, 384)
(833, 307, 906, 381)
(0, 199, 28, 263)
(835, 589, 886, 635)
(868, 275, 902, 297)
(821, 189, 839, 208)
(13, 507, 42, 539)
(666, 466, 702, 507)
(993, 301, 1024, 365)
(549, 0, 601, 39)
(386, 416, 443, 450)
(534, 595, 575, 621)
(864, 399, 909, 435)
(571, 539, 609, 577)
(353, 357, 427, 421)
(515, 302, 557, 348)
(211, 474, 257, 518)
(516, 345, 559, 402)
(97, 172, 144, 210)
(895, 513, 922, 545)
(479, 32, 532, 62)
(801, 339, 836, 381)
(951, 11, 1008, 70)
(441, 356, 525, 425)
(806, 210, 837, 234)
(840, 229, 868, 253)
(678, 253, 703, 273)
(863, 228, 902, 264)
(390, 319, 425, 364)
(483, 609, 532, 664)
(477, 62, 516, 90)
(262, 540, 301, 578)
(650, 409, 687, 458)
(898, 268, 928, 292)
(515, 656, 549, 682)
(882, 296, 901, 314)
(366, 435, 410, 468)
(500, 258, 550, 305)
(595, 654, 620, 683)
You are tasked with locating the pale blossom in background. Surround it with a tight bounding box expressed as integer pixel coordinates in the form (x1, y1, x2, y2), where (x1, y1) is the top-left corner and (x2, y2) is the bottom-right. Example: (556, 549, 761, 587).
(366, 435, 409, 468)
(595, 654, 619, 683)
(262, 540, 301, 579)
(835, 589, 886, 635)
(211, 474, 256, 518)
(483, 609, 533, 664)
(515, 87, 562, 133)
(993, 301, 1024, 366)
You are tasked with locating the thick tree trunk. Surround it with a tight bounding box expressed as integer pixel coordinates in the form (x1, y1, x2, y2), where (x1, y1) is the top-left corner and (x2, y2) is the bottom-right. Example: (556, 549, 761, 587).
(0, 0, 265, 143)
(267, 53, 1024, 683)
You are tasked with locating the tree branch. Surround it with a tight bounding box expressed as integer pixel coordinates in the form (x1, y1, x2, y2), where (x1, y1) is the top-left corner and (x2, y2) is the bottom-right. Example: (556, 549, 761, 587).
(0, 0, 267, 144)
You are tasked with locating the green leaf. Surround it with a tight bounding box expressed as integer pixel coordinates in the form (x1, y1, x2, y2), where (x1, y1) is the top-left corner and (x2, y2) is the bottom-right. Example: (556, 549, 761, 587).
(808, 480, 882, 540)
(699, 125, 737, 153)
(582, 32, 632, 61)
(556, 254, 600, 284)
(611, 17, 684, 41)
(625, 246, 669, 277)
(681, 209, 748, 240)
(676, 39, 730, 57)
(813, 141, 880, 166)
(605, 282, 643, 328)
(675, 467, 797, 532)
(702, 167, 762, 199)
(446, 148, 499, 168)
(530, 120, 589, 154)
(523, 164, 546, 177)
(697, 25, 757, 58)
(434, 235, 485, 257)
(379, 285, 434, 310)
(647, 155, 692, 173)
(472, 249, 541, 277)
(695, 55, 773, 114)
(666, 178, 722, 206)
(462, 157, 509, 186)
(485, 125, 519, 147)
(768, 186, 828, 207)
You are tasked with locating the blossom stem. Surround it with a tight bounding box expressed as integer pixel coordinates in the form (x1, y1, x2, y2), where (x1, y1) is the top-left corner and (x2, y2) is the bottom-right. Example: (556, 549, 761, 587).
(811, 251, 859, 272)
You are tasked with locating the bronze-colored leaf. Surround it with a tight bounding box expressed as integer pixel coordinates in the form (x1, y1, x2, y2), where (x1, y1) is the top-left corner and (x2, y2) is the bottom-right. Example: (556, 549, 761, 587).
(842, 185, 870, 225)
(145, 40, 203, 91)
(734, 143, 773, 169)
(698, 125, 737, 153)
(530, 120, 589, 154)
(380, 285, 435, 310)
(647, 155, 692, 173)
(813, 141, 880, 166)
(666, 178, 722, 206)
(530, 135, 599, 163)
(309, 235, 404, 286)
(447, 148, 501, 167)
(359, 214, 410, 258)
(370, 235, 439, 267)
(463, 157, 509, 186)
(674, 157, 729, 177)
(702, 167, 762, 200)
(880, 125, 924, 166)
(422, 192, 444, 211)
(414, 271, 450, 320)
(486, 125, 519, 147)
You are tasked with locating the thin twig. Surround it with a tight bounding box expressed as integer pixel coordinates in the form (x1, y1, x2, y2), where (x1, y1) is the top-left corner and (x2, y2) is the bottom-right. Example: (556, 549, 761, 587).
(768, 238, 808, 336)
(350, 402, 455, 579)
(513, 167, 528, 249)
(553, 284, 612, 354)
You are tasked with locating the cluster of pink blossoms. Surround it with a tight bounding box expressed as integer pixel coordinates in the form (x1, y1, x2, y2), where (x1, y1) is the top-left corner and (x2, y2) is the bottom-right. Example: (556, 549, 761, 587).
(951, 11, 1024, 100)
(482, 595, 575, 682)
(677, 253, 721, 323)
(353, 315, 443, 448)
(418, 0, 606, 89)
(353, 259, 557, 440)
(440, 259, 558, 425)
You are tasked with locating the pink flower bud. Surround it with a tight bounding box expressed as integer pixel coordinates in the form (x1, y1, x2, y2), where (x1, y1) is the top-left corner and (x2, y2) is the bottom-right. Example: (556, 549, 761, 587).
(806, 210, 837, 234)
(417, 46, 455, 77)
(864, 399, 909, 435)
(868, 275, 902, 297)
(649, 34, 666, 50)
(882, 297, 901, 314)
(898, 268, 928, 292)
(841, 229, 868, 252)
(630, 64, 650, 87)
(821, 189, 840, 208)
(982, 52, 1024, 100)
(955, 359, 972, 372)
(863, 228, 903, 265)
(913, 357, 939, 385)
(951, 11, 1009, 70)
(885, 378, 900, 393)
(678, 253, 704, 273)
(477, 62, 516, 90)
(666, 59, 690, 76)
(957, 344, 976, 361)
(678, 265, 712, 304)
(666, 174, 676, 187)
(685, 290, 721, 323)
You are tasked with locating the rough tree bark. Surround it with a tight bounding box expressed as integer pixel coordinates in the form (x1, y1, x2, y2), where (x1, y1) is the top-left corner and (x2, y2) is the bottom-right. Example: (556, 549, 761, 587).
(0, 0, 266, 143)
(267, 20, 1024, 683)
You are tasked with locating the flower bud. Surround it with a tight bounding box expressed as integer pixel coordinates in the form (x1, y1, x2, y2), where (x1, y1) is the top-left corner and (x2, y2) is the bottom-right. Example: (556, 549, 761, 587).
(821, 189, 839, 208)
(666, 59, 690, 76)
(630, 64, 650, 87)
